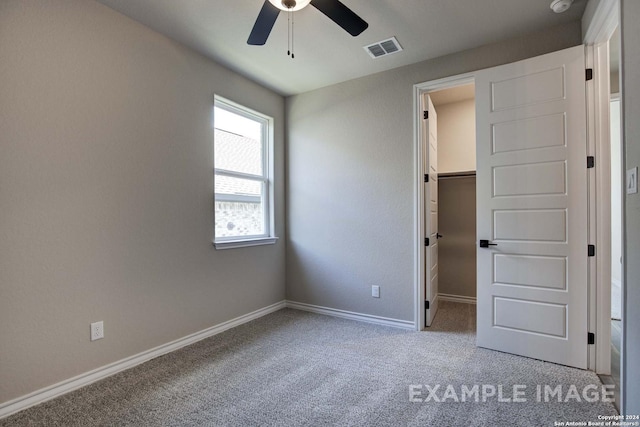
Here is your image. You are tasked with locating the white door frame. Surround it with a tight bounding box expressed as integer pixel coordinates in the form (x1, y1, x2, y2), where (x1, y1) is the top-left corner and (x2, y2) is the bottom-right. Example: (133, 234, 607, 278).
(413, 73, 475, 331)
(586, 41, 612, 374)
(582, 0, 622, 398)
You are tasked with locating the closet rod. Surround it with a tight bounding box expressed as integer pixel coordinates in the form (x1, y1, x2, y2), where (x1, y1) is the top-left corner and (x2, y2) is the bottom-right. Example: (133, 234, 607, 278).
(438, 171, 476, 179)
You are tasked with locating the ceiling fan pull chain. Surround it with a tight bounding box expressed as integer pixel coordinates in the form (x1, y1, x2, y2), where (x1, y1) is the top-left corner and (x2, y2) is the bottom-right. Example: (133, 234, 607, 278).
(287, 9, 291, 56)
(291, 11, 295, 59)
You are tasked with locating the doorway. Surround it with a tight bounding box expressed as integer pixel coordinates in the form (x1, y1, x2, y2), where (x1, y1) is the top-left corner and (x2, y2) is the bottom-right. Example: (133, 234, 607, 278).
(583, 7, 623, 409)
(606, 26, 623, 411)
(429, 84, 477, 312)
(413, 73, 475, 330)
(420, 83, 477, 327)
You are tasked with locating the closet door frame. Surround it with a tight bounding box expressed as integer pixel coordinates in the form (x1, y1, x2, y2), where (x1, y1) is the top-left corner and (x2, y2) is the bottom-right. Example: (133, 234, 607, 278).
(413, 73, 475, 331)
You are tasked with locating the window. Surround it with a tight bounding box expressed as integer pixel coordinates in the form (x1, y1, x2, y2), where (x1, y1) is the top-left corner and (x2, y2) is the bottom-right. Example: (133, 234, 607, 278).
(213, 96, 276, 249)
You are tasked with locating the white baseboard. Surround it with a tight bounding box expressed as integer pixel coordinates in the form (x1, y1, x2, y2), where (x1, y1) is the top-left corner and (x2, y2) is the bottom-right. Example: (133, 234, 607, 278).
(286, 300, 415, 329)
(0, 300, 286, 420)
(438, 293, 477, 304)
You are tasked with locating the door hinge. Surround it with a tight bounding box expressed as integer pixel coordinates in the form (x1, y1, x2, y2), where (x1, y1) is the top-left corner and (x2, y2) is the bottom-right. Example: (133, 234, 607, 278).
(588, 245, 596, 257)
(424, 110, 429, 120)
(588, 332, 595, 345)
(586, 68, 593, 81)
(425, 237, 429, 246)
(424, 174, 429, 183)
(424, 300, 429, 327)
(587, 156, 595, 169)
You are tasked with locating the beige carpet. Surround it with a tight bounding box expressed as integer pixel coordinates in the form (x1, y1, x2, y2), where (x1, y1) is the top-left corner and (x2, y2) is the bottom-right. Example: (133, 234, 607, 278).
(1, 301, 618, 426)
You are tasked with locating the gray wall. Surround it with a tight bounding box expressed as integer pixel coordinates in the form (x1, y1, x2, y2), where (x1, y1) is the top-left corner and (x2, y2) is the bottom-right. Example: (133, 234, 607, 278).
(438, 177, 476, 298)
(286, 22, 582, 321)
(0, 0, 285, 404)
(621, 0, 640, 414)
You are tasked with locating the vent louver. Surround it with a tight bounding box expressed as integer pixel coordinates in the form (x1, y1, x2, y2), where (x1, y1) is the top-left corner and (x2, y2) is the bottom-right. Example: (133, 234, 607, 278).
(364, 37, 403, 59)
(367, 44, 385, 57)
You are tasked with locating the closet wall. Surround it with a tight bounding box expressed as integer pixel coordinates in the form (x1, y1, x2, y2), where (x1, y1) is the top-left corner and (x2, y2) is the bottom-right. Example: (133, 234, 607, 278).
(439, 176, 476, 298)
(436, 97, 476, 299)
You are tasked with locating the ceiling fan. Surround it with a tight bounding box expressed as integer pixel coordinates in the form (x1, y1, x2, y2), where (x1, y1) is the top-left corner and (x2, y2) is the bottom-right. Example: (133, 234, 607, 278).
(247, 0, 368, 46)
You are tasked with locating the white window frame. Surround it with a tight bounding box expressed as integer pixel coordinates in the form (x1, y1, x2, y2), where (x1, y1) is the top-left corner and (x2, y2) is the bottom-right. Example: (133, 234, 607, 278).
(213, 95, 277, 249)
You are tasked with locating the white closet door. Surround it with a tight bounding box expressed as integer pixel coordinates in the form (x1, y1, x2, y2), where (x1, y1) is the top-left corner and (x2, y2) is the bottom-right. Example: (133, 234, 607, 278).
(424, 94, 439, 327)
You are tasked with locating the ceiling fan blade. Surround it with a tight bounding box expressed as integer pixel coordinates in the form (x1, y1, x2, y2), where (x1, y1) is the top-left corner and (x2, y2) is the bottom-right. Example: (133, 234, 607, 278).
(310, 0, 368, 37)
(248, 1, 280, 45)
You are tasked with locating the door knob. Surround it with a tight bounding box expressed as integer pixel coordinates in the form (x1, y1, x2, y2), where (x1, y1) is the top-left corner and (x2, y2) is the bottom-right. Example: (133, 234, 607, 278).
(479, 240, 497, 248)
(436, 233, 443, 239)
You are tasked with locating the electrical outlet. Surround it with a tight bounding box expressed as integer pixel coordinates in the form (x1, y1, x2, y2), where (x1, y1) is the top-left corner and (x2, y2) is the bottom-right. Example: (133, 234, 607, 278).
(372, 285, 380, 298)
(90, 321, 104, 341)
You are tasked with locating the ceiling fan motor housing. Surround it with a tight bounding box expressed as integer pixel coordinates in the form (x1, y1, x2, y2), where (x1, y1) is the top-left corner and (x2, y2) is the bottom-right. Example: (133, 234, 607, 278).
(249, 0, 369, 45)
(282, 0, 296, 9)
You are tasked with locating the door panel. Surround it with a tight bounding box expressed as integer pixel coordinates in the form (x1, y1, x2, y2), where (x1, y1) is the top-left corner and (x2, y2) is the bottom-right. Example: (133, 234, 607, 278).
(424, 94, 439, 326)
(476, 45, 588, 368)
(493, 297, 567, 337)
(492, 113, 566, 153)
(494, 254, 567, 289)
(493, 209, 567, 242)
(493, 161, 567, 197)
(490, 66, 565, 110)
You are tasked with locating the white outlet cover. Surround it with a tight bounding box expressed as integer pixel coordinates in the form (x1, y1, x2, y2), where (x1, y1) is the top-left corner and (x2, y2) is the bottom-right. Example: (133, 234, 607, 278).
(372, 285, 380, 298)
(91, 321, 104, 341)
(627, 167, 638, 194)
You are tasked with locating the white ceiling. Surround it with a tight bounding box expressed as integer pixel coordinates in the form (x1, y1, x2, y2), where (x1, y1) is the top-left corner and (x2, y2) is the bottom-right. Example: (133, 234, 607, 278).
(96, 0, 586, 96)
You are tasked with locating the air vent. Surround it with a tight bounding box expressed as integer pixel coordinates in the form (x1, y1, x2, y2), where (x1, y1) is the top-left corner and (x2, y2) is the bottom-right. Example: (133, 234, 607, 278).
(364, 37, 403, 59)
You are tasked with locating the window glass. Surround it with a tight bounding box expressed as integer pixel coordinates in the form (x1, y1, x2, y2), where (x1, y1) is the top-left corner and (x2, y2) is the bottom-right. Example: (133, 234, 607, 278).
(213, 99, 272, 243)
(214, 107, 263, 175)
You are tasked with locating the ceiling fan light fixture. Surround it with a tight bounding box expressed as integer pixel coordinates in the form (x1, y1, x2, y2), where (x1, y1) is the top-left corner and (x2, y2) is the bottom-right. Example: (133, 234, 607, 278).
(268, 0, 312, 12)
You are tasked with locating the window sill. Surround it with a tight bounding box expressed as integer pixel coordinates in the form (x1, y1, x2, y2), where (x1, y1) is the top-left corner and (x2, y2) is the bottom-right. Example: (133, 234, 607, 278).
(213, 237, 279, 250)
